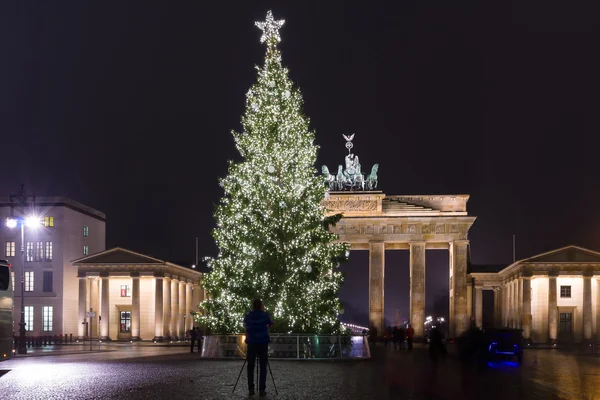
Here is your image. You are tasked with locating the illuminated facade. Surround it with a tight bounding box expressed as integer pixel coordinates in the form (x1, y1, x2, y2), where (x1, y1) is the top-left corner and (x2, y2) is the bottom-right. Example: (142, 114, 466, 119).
(72, 248, 204, 341)
(0, 197, 105, 338)
(469, 245, 600, 343)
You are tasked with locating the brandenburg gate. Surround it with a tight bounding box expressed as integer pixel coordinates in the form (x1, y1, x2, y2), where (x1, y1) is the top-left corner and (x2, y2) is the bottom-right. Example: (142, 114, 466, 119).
(323, 192, 476, 339)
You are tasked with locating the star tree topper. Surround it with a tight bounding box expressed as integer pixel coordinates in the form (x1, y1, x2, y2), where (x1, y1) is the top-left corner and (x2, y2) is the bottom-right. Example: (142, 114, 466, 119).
(255, 10, 285, 46)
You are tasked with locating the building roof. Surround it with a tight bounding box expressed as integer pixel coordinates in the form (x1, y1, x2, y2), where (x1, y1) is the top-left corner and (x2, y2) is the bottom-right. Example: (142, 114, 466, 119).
(516, 245, 600, 264)
(469, 264, 507, 274)
(72, 247, 164, 265)
(0, 196, 106, 221)
(72, 247, 203, 280)
(468, 245, 600, 279)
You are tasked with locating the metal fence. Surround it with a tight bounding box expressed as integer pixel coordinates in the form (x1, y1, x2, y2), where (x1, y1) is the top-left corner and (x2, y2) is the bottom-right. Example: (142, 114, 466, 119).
(200, 334, 370, 360)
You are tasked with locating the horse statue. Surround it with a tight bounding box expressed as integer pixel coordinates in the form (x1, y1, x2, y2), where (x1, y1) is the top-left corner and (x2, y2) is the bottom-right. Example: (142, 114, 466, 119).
(336, 165, 345, 190)
(353, 164, 365, 190)
(366, 163, 378, 190)
(321, 165, 336, 190)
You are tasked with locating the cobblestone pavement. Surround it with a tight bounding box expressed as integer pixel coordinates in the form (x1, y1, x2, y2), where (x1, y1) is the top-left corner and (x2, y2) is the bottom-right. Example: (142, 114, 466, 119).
(0, 343, 599, 399)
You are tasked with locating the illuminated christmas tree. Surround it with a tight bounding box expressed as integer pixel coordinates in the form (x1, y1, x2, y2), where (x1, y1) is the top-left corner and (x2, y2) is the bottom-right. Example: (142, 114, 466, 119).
(199, 11, 349, 334)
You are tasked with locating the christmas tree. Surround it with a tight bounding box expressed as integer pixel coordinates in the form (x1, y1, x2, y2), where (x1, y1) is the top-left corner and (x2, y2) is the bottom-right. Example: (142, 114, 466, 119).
(199, 11, 349, 334)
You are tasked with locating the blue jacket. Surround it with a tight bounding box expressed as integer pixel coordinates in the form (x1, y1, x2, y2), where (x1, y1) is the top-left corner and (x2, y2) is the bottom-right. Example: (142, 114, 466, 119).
(244, 310, 273, 344)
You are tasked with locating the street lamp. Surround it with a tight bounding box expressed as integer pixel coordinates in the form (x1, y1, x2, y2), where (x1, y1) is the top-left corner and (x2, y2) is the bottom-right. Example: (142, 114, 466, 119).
(6, 215, 40, 355)
(6, 186, 39, 355)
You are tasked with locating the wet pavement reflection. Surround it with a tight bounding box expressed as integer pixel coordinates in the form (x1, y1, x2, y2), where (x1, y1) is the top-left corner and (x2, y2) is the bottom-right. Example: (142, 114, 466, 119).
(0, 343, 598, 399)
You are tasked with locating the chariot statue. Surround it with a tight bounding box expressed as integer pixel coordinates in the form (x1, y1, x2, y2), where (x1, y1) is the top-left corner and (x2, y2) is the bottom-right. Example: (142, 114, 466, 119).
(321, 134, 379, 192)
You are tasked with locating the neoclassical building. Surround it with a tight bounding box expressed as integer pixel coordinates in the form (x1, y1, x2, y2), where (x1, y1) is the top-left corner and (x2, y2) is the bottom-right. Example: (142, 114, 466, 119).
(72, 248, 204, 341)
(470, 245, 600, 343)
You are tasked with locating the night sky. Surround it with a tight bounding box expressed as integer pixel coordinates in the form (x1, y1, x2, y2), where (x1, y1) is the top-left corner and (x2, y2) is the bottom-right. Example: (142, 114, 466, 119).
(1, 1, 598, 326)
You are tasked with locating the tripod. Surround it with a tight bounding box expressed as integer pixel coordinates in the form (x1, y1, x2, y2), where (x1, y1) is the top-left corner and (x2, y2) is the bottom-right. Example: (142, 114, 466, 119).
(232, 353, 278, 395)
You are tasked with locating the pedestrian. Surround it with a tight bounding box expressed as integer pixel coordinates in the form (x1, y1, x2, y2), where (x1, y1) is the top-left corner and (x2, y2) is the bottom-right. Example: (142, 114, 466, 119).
(244, 299, 274, 397)
(189, 326, 198, 353)
(428, 327, 446, 363)
(406, 324, 414, 352)
(368, 323, 378, 346)
(384, 326, 392, 348)
(392, 326, 399, 350)
(397, 326, 405, 352)
(195, 326, 203, 353)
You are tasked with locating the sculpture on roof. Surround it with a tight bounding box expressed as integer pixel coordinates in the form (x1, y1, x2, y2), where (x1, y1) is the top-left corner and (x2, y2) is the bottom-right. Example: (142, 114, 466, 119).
(321, 134, 379, 191)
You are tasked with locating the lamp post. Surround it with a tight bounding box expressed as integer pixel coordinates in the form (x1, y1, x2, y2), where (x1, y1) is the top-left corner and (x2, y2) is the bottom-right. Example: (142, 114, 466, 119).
(6, 186, 37, 355)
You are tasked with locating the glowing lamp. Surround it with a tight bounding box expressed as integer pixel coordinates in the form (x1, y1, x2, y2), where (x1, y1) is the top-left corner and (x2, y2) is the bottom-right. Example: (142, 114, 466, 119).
(6, 218, 17, 228)
(25, 216, 41, 228)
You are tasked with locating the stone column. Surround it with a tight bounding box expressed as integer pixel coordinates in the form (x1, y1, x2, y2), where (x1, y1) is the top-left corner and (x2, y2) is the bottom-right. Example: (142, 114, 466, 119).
(475, 285, 483, 329)
(100, 276, 110, 340)
(583, 274, 593, 341)
(179, 280, 186, 338)
(450, 240, 469, 338)
(548, 273, 558, 343)
(522, 276, 532, 341)
(171, 279, 180, 339)
(131, 274, 141, 341)
(368, 242, 385, 336)
(78, 276, 87, 339)
(510, 280, 515, 328)
(409, 242, 426, 339)
(154, 277, 164, 341)
(90, 278, 99, 338)
(163, 277, 171, 338)
(506, 282, 511, 327)
(518, 278, 523, 329)
(493, 288, 501, 328)
(597, 278, 600, 342)
(512, 280, 518, 328)
(186, 283, 193, 331)
(502, 284, 508, 327)
(466, 284, 473, 322)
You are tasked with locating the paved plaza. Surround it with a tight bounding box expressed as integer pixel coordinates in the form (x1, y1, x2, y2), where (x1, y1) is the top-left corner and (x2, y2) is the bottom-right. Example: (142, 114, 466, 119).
(0, 343, 599, 399)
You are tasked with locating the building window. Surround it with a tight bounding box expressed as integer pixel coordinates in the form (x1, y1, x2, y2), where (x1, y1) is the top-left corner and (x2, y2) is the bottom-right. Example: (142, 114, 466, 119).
(11, 271, 15, 292)
(83, 245, 88, 255)
(83, 226, 89, 237)
(24, 306, 33, 331)
(559, 312, 572, 333)
(45, 242, 53, 261)
(25, 271, 34, 292)
(560, 286, 571, 298)
(43, 306, 53, 332)
(35, 241, 44, 262)
(26, 242, 34, 262)
(120, 285, 131, 297)
(44, 216, 54, 227)
(5, 241, 15, 257)
(120, 311, 131, 333)
(43, 271, 53, 292)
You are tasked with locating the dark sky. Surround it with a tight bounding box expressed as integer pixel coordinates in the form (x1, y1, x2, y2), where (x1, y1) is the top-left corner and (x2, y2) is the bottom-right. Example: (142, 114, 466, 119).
(1, 1, 598, 325)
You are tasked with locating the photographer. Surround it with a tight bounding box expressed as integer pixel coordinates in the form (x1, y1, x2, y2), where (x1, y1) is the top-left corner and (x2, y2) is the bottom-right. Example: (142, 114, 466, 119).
(244, 299, 274, 396)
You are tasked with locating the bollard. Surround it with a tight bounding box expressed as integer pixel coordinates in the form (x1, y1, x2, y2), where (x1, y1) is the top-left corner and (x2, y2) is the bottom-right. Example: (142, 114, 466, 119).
(70, 333, 73, 343)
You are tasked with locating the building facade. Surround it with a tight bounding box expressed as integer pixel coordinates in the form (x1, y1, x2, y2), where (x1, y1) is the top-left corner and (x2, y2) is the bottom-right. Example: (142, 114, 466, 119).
(469, 245, 600, 344)
(0, 197, 106, 337)
(72, 248, 204, 341)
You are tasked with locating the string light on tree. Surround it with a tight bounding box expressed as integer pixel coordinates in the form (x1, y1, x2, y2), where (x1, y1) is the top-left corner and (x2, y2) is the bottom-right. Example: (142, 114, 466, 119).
(198, 10, 349, 334)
